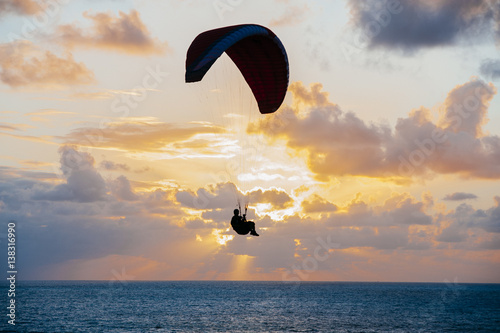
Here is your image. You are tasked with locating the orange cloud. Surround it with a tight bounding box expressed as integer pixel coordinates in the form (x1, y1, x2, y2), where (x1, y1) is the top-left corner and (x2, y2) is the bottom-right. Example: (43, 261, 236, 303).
(288, 81, 332, 107)
(0, 131, 55, 145)
(25, 109, 76, 123)
(0, 41, 95, 89)
(249, 79, 500, 181)
(0, 0, 41, 16)
(269, 5, 309, 27)
(25, 109, 76, 117)
(49, 255, 169, 280)
(56, 10, 167, 55)
(69, 91, 116, 100)
(302, 194, 338, 213)
(438, 80, 496, 137)
(0, 121, 32, 131)
(248, 188, 294, 209)
(1, 144, 499, 282)
(63, 121, 226, 153)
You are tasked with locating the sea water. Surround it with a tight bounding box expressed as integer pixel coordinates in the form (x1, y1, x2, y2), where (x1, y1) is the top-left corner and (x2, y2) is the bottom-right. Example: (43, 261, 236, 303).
(1, 281, 499, 332)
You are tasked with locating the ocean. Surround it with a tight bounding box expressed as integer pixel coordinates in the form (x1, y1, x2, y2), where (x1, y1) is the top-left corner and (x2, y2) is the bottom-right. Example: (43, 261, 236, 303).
(2, 281, 499, 332)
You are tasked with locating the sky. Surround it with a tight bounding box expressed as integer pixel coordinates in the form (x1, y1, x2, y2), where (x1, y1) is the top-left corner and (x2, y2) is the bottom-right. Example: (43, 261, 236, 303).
(0, 0, 499, 283)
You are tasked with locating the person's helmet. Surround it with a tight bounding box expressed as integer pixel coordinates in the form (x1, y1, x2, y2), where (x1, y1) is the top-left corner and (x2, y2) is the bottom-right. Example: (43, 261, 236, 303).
(234, 209, 239, 215)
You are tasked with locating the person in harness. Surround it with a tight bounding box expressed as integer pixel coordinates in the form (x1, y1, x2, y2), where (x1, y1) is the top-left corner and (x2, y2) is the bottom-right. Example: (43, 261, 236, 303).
(231, 208, 259, 236)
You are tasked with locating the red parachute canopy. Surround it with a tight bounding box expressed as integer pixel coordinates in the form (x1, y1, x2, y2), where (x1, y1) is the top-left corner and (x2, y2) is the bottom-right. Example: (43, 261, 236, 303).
(185, 24, 289, 114)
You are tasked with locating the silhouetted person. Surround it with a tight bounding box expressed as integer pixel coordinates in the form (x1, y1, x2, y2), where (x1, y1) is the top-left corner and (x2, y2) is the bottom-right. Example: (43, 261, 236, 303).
(231, 209, 259, 236)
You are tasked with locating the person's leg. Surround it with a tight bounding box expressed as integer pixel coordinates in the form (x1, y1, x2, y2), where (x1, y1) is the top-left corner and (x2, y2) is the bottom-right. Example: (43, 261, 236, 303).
(247, 221, 259, 236)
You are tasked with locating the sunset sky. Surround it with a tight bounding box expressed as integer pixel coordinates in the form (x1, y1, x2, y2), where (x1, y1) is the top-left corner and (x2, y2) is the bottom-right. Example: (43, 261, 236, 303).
(1, 0, 500, 282)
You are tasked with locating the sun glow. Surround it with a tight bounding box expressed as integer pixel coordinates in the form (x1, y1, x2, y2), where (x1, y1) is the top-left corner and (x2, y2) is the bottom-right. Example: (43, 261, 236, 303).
(229, 254, 254, 280)
(212, 229, 234, 245)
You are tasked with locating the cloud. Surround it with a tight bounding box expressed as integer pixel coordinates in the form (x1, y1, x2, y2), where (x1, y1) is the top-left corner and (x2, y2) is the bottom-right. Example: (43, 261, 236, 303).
(184, 218, 218, 230)
(100, 160, 151, 175)
(443, 192, 478, 201)
(437, 79, 492, 137)
(480, 59, 500, 80)
(437, 197, 500, 246)
(323, 192, 433, 228)
(269, 5, 309, 27)
(176, 187, 434, 258)
(1, 147, 499, 281)
(436, 220, 469, 242)
(0, 165, 58, 184)
(20, 160, 53, 167)
(69, 91, 115, 100)
(32, 146, 107, 202)
(100, 160, 130, 171)
(248, 81, 395, 180)
(495, 0, 500, 45)
(176, 183, 293, 213)
(0, 122, 32, 131)
(25, 109, 76, 117)
(63, 121, 225, 153)
(347, 0, 499, 52)
(0, 130, 55, 145)
(56, 10, 167, 55)
(302, 194, 338, 213)
(0, 0, 42, 16)
(248, 79, 500, 181)
(480, 196, 500, 233)
(109, 175, 139, 201)
(248, 188, 294, 209)
(50, 254, 169, 280)
(0, 146, 195, 279)
(176, 182, 239, 210)
(0, 41, 95, 89)
(381, 194, 433, 226)
(25, 109, 76, 123)
(215, 192, 435, 272)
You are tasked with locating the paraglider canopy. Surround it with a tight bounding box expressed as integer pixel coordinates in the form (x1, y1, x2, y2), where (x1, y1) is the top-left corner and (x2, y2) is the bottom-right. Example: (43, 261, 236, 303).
(185, 24, 289, 114)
